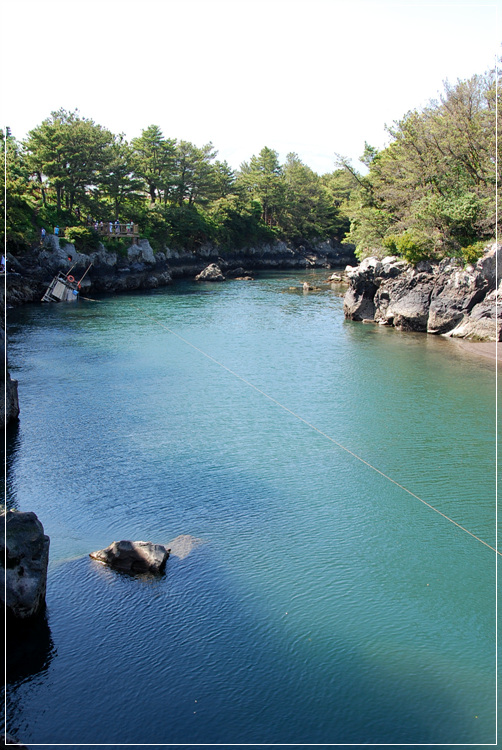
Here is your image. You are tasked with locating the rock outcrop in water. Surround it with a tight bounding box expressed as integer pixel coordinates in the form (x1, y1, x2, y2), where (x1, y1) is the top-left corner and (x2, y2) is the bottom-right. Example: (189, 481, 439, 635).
(343, 243, 501, 341)
(1, 510, 50, 619)
(195, 263, 225, 281)
(89, 540, 170, 573)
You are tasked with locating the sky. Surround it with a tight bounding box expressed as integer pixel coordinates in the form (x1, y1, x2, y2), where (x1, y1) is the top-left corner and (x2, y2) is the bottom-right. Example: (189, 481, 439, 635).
(1, 0, 500, 175)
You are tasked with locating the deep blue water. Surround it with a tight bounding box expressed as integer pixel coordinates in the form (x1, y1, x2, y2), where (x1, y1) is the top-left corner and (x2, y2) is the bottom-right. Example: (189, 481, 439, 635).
(4, 270, 499, 747)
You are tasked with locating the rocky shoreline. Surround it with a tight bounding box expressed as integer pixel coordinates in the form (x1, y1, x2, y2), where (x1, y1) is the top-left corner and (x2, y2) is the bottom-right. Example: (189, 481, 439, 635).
(4, 236, 356, 308)
(343, 243, 501, 343)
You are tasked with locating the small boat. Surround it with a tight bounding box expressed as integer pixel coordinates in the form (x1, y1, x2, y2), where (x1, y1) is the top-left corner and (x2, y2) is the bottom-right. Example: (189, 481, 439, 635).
(41, 263, 93, 303)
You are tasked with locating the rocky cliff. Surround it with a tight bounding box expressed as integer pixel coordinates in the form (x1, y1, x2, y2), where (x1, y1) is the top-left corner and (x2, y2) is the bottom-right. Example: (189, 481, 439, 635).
(6, 236, 356, 307)
(1, 510, 50, 619)
(343, 243, 501, 342)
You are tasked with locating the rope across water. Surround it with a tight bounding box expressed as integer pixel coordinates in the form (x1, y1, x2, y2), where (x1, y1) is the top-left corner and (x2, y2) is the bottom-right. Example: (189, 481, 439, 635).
(130, 302, 500, 558)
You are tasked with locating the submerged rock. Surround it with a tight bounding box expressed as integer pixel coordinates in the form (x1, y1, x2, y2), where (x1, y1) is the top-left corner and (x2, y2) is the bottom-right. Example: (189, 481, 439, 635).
(89, 540, 170, 573)
(167, 534, 204, 559)
(195, 263, 225, 282)
(1, 510, 50, 619)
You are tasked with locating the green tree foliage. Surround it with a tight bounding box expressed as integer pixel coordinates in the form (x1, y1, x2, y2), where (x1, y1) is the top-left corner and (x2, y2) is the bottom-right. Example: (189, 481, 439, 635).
(131, 125, 176, 204)
(8, 115, 351, 254)
(97, 135, 144, 220)
(25, 109, 114, 214)
(172, 140, 219, 207)
(237, 147, 285, 227)
(1, 130, 37, 251)
(281, 153, 349, 241)
(341, 68, 497, 262)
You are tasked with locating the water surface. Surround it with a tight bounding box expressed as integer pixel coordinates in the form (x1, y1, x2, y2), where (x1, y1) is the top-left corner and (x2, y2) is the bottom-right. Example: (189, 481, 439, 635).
(5, 270, 498, 746)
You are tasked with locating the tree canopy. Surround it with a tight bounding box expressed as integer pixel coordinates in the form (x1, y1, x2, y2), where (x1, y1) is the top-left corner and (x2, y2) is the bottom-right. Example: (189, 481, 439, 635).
(338, 67, 498, 263)
(3, 65, 497, 261)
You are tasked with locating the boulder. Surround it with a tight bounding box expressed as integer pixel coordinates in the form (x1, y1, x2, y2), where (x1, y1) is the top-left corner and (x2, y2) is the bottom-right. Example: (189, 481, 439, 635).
(343, 281, 378, 320)
(195, 263, 225, 282)
(378, 273, 435, 331)
(427, 267, 487, 334)
(89, 540, 170, 573)
(127, 239, 156, 265)
(445, 283, 502, 341)
(1, 510, 50, 619)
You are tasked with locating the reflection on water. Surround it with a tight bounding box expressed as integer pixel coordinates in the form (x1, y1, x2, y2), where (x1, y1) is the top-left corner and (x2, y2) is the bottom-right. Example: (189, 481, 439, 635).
(6, 611, 56, 685)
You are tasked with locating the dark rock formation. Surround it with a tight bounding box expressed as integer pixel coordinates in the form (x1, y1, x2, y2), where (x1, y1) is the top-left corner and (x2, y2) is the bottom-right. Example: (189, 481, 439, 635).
(3, 371, 20, 426)
(89, 540, 170, 573)
(5, 236, 356, 308)
(343, 244, 501, 341)
(1, 510, 50, 619)
(195, 263, 226, 282)
(0, 311, 20, 427)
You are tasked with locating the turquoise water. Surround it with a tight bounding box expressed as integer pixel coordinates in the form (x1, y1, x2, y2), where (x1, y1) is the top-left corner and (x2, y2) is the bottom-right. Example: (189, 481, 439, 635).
(4, 270, 499, 746)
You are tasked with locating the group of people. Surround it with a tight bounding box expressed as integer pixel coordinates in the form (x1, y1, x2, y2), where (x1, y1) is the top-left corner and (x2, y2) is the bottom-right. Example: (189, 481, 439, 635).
(93, 220, 136, 236)
(38, 221, 137, 242)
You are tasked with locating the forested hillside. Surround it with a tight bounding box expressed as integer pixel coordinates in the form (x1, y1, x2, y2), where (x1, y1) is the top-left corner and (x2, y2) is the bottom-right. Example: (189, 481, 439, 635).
(2, 65, 498, 262)
(0, 116, 351, 255)
(338, 66, 499, 263)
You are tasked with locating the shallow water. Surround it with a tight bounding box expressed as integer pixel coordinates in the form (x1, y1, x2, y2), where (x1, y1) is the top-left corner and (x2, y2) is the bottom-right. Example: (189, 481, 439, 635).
(4, 270, 499, 746)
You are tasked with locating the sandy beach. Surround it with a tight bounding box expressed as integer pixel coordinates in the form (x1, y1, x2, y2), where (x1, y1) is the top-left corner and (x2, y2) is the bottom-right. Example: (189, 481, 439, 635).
(452, 339, 501, 361)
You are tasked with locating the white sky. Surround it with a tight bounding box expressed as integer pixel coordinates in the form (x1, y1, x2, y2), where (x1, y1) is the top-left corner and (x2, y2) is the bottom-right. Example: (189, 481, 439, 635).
(1, 0, 499, 174)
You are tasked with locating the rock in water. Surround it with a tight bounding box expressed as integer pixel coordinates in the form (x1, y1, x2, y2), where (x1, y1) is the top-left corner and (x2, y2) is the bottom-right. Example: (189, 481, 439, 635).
(195, 263, 225, 282)
(89, 540, 170, 573)
(1, 510, 50, 619)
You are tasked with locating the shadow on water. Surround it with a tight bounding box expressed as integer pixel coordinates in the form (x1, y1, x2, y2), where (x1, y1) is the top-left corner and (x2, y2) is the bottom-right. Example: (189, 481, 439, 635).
(3, 420, 22, 509)
(5, 552, 481, 746)
(5, 610, 56, 685)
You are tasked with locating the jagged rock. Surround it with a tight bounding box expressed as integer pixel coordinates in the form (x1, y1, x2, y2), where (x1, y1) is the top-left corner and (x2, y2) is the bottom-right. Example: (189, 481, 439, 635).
(445, 283, 502, 340)
(1, 510, 50, 619)
(127, 239, 156, 265)
(344, 243, 502, 341)
(195, 263, 225, 282)
(343, 280, 378, 320)
(89, 540, 170, 573)
(378, 273, 435, 331)
(427, 266, 488, 334)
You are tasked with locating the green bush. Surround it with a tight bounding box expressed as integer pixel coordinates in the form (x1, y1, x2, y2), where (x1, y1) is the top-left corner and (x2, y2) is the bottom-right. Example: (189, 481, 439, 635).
(460, 240, 487, 265)
(64, 226, 101, 252)
(382, 231, 433, 264)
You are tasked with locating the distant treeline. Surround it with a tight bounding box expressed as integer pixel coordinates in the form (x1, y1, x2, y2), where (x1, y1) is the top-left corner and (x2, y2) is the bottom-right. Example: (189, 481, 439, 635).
(2, 65, 498, 263)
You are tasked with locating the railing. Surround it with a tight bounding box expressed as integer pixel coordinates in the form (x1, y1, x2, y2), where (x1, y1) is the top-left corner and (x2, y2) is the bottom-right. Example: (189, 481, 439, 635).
(95, 223, 140, 238)
(53, 224, 140, 241)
